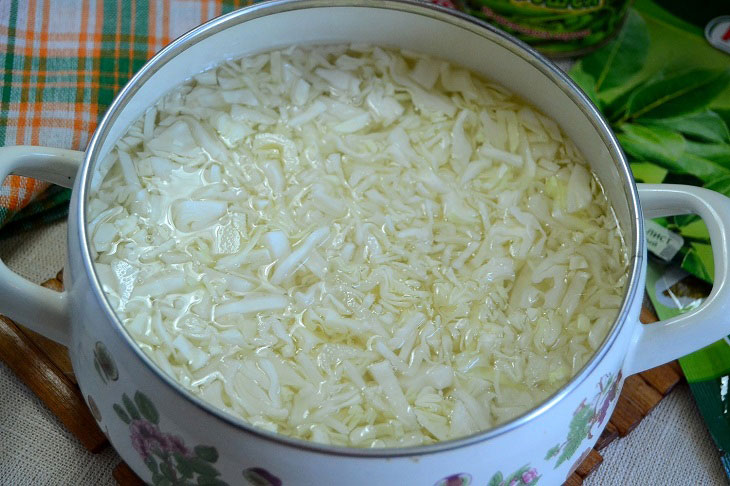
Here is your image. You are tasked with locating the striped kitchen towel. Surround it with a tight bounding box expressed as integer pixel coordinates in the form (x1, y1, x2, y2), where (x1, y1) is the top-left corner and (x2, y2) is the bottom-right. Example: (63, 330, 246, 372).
(0, 0, 251, 234)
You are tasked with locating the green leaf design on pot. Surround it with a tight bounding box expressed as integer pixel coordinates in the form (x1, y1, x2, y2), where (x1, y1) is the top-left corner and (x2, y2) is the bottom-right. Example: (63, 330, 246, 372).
(243, 467, 282, 486)
(544, 444, 560, 460)
(433, 472, 471, 486)
(487, 465, 540, 486)
(114, 391, 230, 486)
(488, 472, 503, 486)
(195, 445, 219, 463)
(94, 341, 118, 383)
(135, 391, 160, 425)
(546, 371, 622, 469)
(114, 404, 131, 424)
(123, 393, 141, 421)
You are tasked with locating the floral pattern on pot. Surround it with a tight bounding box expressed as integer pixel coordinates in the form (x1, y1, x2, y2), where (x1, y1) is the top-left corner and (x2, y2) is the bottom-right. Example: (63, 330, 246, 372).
(488, 465, 540, 486)
(94, 341, 118, 383)
(243, 467, 283, 486)
(434, 472, 472, 486)
(545, 370, 622, 469)
(113, 391, 228, 486)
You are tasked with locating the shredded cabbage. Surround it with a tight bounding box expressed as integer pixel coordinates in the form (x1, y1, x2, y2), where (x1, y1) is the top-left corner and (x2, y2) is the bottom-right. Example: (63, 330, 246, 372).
(88, 45, 628, 447)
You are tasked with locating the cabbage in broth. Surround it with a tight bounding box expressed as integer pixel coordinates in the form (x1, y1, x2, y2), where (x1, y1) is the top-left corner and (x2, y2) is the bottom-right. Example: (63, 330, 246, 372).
(88, 45, 628, 447)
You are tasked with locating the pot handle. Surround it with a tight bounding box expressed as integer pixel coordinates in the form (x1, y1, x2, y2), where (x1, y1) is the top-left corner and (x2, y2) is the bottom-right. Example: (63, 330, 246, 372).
(625, 183, 730, 375)
(0, 146, 83, 346)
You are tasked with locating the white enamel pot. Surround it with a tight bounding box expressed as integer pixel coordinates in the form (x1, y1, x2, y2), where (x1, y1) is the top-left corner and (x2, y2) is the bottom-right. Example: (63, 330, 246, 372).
(3, 1, 730, 485)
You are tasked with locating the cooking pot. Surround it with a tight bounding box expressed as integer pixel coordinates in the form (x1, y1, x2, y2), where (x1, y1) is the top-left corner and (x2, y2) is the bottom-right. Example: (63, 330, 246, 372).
(3, 1, 730, 485)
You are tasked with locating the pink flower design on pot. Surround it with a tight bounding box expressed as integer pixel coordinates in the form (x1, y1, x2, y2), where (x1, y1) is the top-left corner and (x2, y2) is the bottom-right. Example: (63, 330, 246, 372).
(521, 468, 539, 483)
(113, 390, 229, 486)
(487, 465, 540, 485)
(129, 419, 168, 461)
(163, 431, 192, 458)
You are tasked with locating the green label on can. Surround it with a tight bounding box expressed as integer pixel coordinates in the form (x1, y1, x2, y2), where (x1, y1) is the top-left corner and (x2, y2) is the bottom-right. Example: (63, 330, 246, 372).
(512, 0, 604, 12)
(463, 0, 632, 56)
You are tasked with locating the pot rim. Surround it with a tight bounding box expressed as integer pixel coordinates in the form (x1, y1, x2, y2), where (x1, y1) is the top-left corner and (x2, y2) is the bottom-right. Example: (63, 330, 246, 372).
(76, 0, 644, 458)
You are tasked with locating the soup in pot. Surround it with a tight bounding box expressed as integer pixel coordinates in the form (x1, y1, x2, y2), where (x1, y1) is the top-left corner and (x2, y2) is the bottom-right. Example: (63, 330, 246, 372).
(88, 45, 627, 447)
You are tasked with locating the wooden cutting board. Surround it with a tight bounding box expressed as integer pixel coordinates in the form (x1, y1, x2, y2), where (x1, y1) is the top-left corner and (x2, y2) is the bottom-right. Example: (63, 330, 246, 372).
(0, 270, 684, 486)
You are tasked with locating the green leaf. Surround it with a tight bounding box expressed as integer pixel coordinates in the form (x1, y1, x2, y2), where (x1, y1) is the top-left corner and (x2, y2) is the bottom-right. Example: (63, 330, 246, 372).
(630, 162, 667, 183)
(675, 151, 730, 182)
(623, 68, 730, 121)
(194, 445, 219, 463)
(189, 457, 221, 477)
(122, 393, 141, 421)
(578, 10, 649, 94)
(569, 68, 601, 108)
(134, 391, 160, 425)
(153, 449, 169, 461)
(715, 109, 730, 129)
(555, 403, 594, 468)
(487, 471, 504, 486)
(618, 124, 730, 182)
(145, 457, 160, 474)
(677, 219, 710, 242)
(174, 453, 194, 479)
(152, 473, 167, 486)
(642, 111, 730, 143)
(617, 124, 686, 171)
(692, 242, 714, 282)
(113, 404, 131, 424)
(160, 461, 176, 481)
(197, 476, 229, 486)
(652, 217, 670, 228)
(681, 244, 714, 283)
(605, 79, 641, 123)
(685, 141, 730, 166)
(672, 214, 699, 228)
(545, 444, 560, 460)
(706, 175, 730, 197)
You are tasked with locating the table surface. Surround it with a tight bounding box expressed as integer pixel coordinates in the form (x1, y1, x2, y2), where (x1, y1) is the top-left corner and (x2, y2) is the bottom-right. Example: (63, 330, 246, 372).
(0, 220, 728, 485)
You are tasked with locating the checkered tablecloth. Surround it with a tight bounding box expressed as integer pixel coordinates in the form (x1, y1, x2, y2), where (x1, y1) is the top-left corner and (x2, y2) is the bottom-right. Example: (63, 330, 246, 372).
(0, 0, 250, 233)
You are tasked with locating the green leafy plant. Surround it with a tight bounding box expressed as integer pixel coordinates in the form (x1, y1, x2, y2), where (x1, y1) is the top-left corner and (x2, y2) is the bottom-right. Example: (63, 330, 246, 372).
(570, 9, 730, 283)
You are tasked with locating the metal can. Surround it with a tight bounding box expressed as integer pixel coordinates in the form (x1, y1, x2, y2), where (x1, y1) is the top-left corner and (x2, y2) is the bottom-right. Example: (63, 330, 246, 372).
(461, 0, 633, 57)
